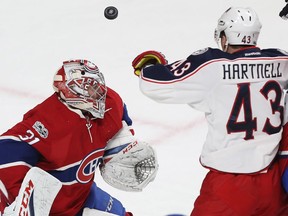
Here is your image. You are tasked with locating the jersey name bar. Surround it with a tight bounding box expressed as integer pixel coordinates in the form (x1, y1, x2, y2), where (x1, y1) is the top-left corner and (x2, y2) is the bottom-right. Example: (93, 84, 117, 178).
(222, 62, 282, 80)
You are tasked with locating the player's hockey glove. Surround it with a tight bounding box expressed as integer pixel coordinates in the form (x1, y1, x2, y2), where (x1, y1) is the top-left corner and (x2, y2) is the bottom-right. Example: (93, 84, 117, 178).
(280, 0, 288, 20)
(132, 50, 168, 76)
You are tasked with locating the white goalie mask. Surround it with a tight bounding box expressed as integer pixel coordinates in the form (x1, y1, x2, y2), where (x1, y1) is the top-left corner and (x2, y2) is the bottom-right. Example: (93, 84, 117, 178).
(53, 59, 107, 119)
(214, 7, 262, 47)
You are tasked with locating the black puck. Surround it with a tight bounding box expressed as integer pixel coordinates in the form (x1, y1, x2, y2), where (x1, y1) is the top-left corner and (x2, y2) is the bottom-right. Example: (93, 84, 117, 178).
(104, 6, 118, 20)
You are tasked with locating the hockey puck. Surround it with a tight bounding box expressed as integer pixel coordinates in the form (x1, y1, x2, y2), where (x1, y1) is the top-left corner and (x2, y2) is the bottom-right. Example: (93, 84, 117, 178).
(104, 6, 118, 20)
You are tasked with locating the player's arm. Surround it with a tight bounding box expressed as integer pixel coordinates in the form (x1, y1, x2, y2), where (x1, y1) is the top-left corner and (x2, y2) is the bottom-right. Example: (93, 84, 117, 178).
(0, 113, 44, 213)
(100, 104, 158, 192)
(0, 136, 41, 213)
(132, 48, 215, 107)
(279, 0, 288, 20)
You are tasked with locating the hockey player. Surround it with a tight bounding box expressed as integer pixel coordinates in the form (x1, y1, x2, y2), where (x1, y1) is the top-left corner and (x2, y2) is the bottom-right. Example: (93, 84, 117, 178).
(132, 7, 288, 216)
(0, 59, 158, 215)
(280, 0, 288, 19)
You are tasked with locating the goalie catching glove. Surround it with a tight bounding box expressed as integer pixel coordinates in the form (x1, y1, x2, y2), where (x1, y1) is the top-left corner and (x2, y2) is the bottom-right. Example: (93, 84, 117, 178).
(100, 141, 158, 192)
(132, 50, 168, 76)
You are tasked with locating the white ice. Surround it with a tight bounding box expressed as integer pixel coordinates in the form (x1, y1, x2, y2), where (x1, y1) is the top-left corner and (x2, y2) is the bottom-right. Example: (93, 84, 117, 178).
(0, 0, 287, 215)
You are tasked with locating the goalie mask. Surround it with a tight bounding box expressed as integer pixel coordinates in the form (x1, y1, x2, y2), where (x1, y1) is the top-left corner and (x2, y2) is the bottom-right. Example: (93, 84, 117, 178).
(53, 59, 107, 119)
(214, 7, 262, 47)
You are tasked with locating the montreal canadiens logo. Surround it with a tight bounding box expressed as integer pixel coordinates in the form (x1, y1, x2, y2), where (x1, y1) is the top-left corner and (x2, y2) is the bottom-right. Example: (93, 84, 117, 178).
(76, 148, 105, 184)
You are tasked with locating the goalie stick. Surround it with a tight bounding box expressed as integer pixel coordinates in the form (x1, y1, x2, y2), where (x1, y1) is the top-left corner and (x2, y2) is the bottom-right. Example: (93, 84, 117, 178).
(3, 167, 62, 216)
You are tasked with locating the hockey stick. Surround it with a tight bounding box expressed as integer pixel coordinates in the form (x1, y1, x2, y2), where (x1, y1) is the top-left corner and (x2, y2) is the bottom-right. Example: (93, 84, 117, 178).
(4, 167, 62, 216)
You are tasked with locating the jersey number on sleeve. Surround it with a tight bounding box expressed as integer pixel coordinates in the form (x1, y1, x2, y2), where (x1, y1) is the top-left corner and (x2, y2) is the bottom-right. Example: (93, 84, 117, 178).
(227, 81, 283, 140)
(19, 130, 40, 145)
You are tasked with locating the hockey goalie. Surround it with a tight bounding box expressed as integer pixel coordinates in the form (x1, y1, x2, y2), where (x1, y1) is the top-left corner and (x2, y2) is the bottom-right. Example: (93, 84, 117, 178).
(0, 59, 158, 216)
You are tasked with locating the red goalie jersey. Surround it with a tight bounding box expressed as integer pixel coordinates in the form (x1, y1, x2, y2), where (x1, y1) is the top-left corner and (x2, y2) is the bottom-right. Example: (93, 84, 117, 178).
(0, 90, 126, 215)
(0, 59, 135, 216)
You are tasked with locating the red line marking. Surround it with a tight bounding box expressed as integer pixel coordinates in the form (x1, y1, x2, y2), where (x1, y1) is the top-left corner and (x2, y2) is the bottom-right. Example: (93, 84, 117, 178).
(0, 86, 46, 101)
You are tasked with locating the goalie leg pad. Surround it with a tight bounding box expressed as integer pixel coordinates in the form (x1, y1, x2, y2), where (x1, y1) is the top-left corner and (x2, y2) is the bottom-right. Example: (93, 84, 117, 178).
(3, 167, 62, 216)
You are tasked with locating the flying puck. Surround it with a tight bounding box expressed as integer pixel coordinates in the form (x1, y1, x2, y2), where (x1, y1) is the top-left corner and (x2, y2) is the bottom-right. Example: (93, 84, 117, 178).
(104, 6, 118, 20)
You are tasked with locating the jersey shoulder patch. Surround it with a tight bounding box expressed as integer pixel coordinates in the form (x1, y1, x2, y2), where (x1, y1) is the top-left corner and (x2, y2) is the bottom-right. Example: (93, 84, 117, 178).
(191, 47, 209, 56)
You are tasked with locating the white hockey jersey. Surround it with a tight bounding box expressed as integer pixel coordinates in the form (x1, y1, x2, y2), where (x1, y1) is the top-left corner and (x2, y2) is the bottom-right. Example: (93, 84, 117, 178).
(139, 47, 288, 173)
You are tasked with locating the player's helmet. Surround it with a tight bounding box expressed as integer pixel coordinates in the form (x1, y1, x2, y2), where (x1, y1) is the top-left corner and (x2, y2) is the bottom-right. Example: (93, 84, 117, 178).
(214, 7, 262, 46)
(53, 59, 107, 119)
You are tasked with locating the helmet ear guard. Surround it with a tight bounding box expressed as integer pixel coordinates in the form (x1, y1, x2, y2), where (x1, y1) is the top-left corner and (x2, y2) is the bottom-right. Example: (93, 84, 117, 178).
(53, 59, 107, 119)
(214, 7, 262, 48)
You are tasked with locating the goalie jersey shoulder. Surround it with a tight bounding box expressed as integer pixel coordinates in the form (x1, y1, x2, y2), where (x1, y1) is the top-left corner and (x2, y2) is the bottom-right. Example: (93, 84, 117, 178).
(0, 90, 126, 170)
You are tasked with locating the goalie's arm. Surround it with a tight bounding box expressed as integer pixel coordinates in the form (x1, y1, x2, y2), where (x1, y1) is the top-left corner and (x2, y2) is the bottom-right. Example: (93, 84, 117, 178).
(0, 137, 41, 211)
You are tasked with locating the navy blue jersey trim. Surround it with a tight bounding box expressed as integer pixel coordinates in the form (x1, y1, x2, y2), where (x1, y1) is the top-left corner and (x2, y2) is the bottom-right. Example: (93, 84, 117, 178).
(0, 139, 40, 166)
